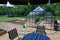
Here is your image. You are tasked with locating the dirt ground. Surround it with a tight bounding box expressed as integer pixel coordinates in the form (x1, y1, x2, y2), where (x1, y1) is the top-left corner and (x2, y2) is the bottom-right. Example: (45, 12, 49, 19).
(0, 20, 60, 40)
(0, 22, 36, 40)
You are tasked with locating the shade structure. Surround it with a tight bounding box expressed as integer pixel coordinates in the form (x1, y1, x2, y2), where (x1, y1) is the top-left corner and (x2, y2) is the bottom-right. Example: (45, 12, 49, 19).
(22, 32, 50, 40)
(28, 6, 46, 16)
(6, 1, 15, 7)
(0, 0, 7, 4)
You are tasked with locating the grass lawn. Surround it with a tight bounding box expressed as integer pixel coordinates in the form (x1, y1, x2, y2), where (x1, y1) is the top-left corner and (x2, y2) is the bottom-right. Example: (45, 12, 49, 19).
(56, 16, 60, 20)
(0, 15, 26, 22)
(0, 15, 60, 22)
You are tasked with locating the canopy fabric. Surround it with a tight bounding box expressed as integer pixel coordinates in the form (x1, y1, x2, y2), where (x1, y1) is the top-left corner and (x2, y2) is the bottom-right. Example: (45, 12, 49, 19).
(6, 1, 15, 7)
(28, 6, 46, 16)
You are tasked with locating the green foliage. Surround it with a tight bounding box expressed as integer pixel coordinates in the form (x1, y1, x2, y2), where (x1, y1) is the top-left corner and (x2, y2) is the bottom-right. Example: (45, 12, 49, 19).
(42, 3, 60, 16)
(0, 5, 37, 16)
(0, 3, 60, 17)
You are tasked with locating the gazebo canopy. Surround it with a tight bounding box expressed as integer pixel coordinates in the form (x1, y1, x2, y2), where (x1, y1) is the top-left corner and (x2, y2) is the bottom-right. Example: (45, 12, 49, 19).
(28, 6, 52, 16)
(6, 1, 15, 7)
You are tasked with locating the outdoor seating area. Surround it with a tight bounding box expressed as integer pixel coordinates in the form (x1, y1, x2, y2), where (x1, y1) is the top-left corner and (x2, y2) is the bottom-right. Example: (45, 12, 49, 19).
(0, 1, 60, 40)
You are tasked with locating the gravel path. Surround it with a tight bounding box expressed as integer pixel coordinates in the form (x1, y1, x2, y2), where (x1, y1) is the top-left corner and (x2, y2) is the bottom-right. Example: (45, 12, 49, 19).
(0, 22, 36, 40)
(0, 21, 60, 40)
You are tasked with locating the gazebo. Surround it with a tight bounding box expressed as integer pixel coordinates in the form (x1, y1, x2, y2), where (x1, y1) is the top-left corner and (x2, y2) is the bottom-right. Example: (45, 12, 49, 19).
(27, 6, 55, 27)
(27, 6, 56, 34)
